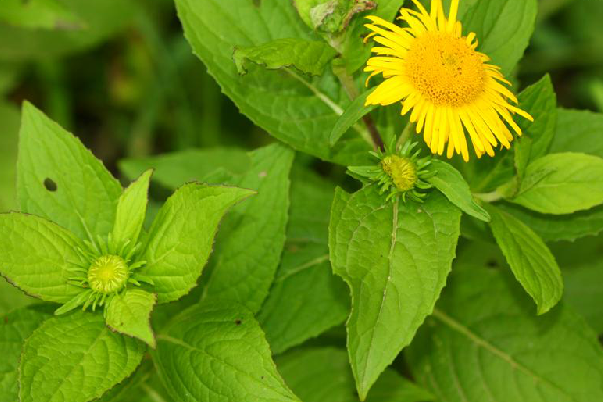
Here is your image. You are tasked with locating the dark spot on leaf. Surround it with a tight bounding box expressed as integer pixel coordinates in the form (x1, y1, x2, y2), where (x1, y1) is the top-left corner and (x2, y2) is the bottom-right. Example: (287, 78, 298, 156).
(44, 178, 57, 192)
(235, 319, 242, 325)
(261, 376, 265, 380)
(486, 259, 498, 268)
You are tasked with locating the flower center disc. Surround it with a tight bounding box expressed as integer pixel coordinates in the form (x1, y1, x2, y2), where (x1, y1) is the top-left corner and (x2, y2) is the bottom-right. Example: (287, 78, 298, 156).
(88, 255, 128, 293)
(404, 33, 486, 107)
(382, 155, 417, 191)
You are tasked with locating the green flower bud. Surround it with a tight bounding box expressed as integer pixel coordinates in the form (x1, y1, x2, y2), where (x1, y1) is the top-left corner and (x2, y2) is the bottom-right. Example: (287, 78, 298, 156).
(88, 255, 129, 294)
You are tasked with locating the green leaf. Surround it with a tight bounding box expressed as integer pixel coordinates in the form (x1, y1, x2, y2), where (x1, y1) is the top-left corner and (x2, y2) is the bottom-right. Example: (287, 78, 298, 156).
(330, 89, 377, 146)
(106, 289, 157, 347)
(329, 186, 461, 399)
(460, 0, 538, 75)
(259, 166, 348, 354)
(499, 202, 603, 242)
(276, 347, 433, 402)
(0, 212, 83, 303)
(510, 153, 603, 215)
(287, 165, 335, 244)
(514, 136, 532, 183)
(0, 101, 20, 212)
(201, 144, 293, 313)
(17, 102, 122, 241)
(550, 108, 603, 158)
(94, 361, 152, 402)
(514, 75, 557, 163)
(153, 304, 300, 402)
(111, 170, 152, 248)
(0, 0, 83, 30)
(173, 0, 372, 165)
(407, 265, 603, 402)
(96, 368, 173, 402)
(0, 305, 52, 401)
(486, 204, 563, 314)
(141, 183, 254, 304)
(563, 258, 603, 335)
(20, 311, 145, 402)
(498, 109, 603, 242)
(119, 148, 252, 189)
(0, 0, 135, 61)
(551, 235, 603, 334)
(427, 160, 490, 222)
(512, 75, 557, 184)
(234, 38, 337, 76)
(259, 242, 348, 354)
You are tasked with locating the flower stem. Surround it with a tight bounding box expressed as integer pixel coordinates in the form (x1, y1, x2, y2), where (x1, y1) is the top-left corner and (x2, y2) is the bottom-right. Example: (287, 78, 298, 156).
(333, 63, 385, 151)
(473, 191, 503, 203)
(397, 122, 414, 151)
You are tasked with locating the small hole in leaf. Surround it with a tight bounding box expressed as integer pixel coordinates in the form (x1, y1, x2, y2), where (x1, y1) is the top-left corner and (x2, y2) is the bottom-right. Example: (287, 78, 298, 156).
(486, 259, 498, 268)
(44, 178, 57, 192)
(235, 319, 242, 326)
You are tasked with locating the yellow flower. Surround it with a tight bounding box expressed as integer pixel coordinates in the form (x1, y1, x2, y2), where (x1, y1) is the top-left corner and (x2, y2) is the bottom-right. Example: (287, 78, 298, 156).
(364, 0, 533, 161)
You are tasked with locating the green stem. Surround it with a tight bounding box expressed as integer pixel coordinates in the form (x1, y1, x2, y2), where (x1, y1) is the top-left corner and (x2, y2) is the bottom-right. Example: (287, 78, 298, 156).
(473, 191, 503, 203)
(332, 63, 385, 151)
(397, 122, 414, 151)
(141, 384, 168, 402)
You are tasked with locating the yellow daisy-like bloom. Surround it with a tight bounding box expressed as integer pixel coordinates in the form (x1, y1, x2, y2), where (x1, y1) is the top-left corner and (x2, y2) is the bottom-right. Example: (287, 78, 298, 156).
(364, 0, 533, 161)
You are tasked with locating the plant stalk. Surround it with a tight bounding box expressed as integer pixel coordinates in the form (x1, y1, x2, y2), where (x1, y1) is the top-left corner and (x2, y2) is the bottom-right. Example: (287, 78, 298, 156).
(333, 63, 385, 151)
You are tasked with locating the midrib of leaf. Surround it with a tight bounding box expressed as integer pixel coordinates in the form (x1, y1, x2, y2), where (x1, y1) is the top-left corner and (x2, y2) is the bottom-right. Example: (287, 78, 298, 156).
(284, 69, 343, 115)
(431, 308, 575, 400)
(274, 254, 329, 283)
(284, 69, 373, 146)
(156, 334, 293, 399)
(362, 196, 399, 389)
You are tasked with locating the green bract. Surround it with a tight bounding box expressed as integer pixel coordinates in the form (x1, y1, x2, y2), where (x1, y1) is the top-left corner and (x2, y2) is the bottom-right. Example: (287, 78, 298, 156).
(348, 141, 434, 202)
